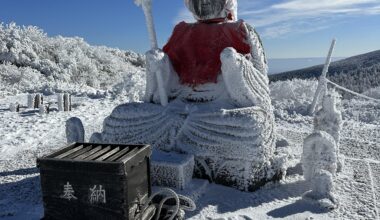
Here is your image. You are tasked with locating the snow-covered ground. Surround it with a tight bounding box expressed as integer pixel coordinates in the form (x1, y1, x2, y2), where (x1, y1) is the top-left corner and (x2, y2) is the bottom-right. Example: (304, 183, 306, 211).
(0, 80, 379, 220)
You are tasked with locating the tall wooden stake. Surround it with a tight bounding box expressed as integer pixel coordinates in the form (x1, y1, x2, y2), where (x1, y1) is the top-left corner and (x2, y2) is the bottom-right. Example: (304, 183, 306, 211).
(309, 39, 336, 115)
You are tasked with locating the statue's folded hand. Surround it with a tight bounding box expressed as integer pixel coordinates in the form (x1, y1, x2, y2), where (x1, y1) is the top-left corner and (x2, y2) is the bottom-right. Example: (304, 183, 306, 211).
(220, 47, 244, 69)
(220, 47, 270, 108)
(144, 49, 175, 104)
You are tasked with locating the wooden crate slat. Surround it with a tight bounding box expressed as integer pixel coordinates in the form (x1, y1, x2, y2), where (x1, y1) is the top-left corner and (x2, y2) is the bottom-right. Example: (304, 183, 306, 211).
(105, 147, 130, 162)
(65, 145, 93, 159)
(54, 145, 84, 159)
(73, 145, 102, 160)
(83, 146, 111, 161)
(117, 148, 140, 162)
(95, 147, 120, 161)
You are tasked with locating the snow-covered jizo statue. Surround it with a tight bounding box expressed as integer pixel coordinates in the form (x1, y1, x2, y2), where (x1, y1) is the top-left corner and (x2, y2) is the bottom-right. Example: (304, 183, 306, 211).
(91, 0, 286, 191)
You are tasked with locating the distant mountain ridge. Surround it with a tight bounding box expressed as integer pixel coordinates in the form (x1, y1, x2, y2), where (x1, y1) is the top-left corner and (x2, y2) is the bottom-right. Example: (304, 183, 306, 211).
(269, 50, 380, 93)
(267, 57, 344, 74)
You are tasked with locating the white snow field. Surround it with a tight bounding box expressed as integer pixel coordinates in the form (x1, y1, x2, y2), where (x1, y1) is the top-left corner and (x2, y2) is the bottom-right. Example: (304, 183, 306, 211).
(0, 79, 379, 220)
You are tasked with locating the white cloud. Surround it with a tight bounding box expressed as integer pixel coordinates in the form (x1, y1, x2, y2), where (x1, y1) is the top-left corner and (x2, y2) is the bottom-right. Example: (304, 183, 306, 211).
(239, 0, 380, 38)
(173, 0, 380, 38)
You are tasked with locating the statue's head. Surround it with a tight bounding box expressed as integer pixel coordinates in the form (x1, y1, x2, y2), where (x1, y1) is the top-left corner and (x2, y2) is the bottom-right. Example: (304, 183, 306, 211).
(322, 90, 341, 112)
(185, 0, 237, 21)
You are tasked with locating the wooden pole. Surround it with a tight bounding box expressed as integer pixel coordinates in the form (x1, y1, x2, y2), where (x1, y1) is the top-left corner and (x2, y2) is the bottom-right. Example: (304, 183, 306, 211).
(309, 39, 336, 115)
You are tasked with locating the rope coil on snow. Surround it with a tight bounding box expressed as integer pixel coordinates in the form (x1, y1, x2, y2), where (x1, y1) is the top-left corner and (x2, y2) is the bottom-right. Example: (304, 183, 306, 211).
(326, 79, 380, 103)
(142, 188, 196, 220)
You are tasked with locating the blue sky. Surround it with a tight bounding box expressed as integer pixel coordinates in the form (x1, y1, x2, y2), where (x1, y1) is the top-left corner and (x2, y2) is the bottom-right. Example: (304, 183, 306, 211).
(0, 0, 380, 58)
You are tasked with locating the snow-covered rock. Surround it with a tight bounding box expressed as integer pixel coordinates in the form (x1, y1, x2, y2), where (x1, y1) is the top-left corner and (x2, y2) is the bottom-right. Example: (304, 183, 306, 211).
(151, 150, 195, 190)
(65, 117, 85, 143)
(39, 104, 46, 115)
(9, 103, 18, 112)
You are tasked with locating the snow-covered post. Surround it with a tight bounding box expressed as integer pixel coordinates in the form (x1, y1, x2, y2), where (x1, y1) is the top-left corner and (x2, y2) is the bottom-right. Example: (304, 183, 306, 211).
(57, 93, 64, 111)
(9, 103, 17, 112)
(309, 39, 336, 115)
(34, 94, 42, 109)
(39, 104, 46, 115)
(27, 94, 35, 109)
(133, 0, 168, 106)
(63, 93, 71, 111)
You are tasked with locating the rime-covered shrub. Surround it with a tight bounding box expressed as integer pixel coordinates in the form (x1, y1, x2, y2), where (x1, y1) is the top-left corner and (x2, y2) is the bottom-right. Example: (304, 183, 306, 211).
(270, 79, 318, 115)
(363, 86, 380, 99)
(0, 22, 146, 98)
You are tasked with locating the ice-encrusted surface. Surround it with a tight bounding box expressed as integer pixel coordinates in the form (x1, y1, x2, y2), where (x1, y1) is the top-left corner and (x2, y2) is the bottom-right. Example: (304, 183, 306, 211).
(151, 150, 195, 190)
(1, 79, 380, 219)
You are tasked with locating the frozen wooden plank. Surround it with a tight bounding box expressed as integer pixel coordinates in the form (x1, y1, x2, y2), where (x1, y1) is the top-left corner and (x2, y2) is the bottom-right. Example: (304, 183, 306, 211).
(117, 148, 139, 162)
(95, 147, 120, 161)
(65, 146, 93, 159)
(54, 145, 83, 159)
(105, 147, 130, 162)
(83, 146, 111, 161)
(73, 146, 102, 160)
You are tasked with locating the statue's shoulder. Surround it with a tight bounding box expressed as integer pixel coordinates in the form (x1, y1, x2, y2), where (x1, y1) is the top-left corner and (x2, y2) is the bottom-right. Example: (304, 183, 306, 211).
(167, 21, 192, 42)
(224, 19, 255, 35)
(236, 20, 257, 36)
(239, 21, 264, 49)
(174, 21, 196, 29)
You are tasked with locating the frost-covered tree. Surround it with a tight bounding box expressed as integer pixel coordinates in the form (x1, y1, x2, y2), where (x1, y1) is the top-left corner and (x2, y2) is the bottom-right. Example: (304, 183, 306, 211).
(0, 22, 146, 97)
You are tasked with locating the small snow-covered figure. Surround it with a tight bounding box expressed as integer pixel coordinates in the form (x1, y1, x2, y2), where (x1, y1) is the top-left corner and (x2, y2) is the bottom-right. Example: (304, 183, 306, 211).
(302, 131, 338, 208)
(314, 91, 342, 145)
(94, 0, 284, 191)
(302, 131, 337, 182)
(314, 91, 344, 172)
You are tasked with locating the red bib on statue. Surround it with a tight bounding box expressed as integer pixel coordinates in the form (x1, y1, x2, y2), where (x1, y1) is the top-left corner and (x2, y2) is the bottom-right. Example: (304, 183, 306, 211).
(163, 20, 251, 86)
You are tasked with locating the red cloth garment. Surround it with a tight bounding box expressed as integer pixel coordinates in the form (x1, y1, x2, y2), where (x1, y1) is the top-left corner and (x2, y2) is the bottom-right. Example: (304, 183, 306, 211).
(163, 20, 251, 86)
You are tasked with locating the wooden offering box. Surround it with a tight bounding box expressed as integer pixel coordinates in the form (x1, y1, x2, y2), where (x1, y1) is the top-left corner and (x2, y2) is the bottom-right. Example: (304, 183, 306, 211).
(37, 143, 152, 220)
